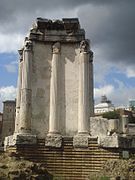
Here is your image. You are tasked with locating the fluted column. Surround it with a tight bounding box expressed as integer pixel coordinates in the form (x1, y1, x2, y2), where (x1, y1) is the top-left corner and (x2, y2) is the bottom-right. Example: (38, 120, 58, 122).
(18, 39, 32, 134)
(14, 49, 23, 133)
(48, 42, 61, 134)
(78, 40, 90, 134)
(73, 40, 91, 148)
(46, 42, 62, 148)
(4, 39, 36, 149)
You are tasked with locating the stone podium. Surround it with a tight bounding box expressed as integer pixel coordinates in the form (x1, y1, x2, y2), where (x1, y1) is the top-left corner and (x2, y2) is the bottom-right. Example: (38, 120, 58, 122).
(4, 18, 94, 149)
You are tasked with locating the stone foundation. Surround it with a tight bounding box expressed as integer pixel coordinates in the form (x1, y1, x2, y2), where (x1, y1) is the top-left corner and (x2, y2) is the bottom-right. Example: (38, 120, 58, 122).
(99, 134, 135, 148)
(45, 133, 62, 148)
(4, 133, 37, 150)
(6, 137, 135, 180)
(73, 133, 90, 148)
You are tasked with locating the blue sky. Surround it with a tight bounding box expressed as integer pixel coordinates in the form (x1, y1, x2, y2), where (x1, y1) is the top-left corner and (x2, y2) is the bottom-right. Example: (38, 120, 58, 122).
(0, 53, 18, 86)
(0, 0, 135, 111)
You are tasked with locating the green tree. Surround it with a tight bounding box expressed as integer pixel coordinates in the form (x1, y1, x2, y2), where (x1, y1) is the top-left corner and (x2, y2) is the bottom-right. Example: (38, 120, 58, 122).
(102, 110, 120, 119)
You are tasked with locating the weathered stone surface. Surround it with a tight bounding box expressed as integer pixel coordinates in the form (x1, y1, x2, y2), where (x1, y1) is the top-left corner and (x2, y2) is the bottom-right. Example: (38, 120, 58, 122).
(73, 134, 90, 148)
(120, 115, 129, 134)
(5, 18, 94, 141)
(45, 134, 62, 148)
(99, 134, 119, 148)
(78, 40, 91, 134)
(99, 134, 135, 148)
(18, 39, 33, 134)
(4, 134, 37, 150)
(29, 18, 85, 42)
(90, 117, 109, 137)
(90, 117, 119, 138)
(48, 42, 61, 135)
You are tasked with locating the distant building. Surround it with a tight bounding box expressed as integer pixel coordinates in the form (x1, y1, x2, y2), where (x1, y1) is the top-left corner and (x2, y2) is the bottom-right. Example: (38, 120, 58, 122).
(1, 100, 16, 144)
(94, 95, 115, 115)
(129, 99, 135, 111)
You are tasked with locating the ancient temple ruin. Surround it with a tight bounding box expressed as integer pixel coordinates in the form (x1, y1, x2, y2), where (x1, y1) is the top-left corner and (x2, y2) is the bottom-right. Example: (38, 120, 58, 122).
(4, 18, 135, 179)
(5, 18, 94, 148)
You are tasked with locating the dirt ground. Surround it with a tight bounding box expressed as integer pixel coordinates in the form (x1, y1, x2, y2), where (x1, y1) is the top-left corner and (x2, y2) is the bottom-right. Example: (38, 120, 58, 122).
(0, 152, 53, 180)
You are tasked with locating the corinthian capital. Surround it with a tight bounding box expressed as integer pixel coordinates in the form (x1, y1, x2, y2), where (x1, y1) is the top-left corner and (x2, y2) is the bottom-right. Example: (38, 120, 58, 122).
(80, 40, 89, 53)
(24, 38, 33, 51)
(18, 48, 23, 62)
(52, 42, 61, 54)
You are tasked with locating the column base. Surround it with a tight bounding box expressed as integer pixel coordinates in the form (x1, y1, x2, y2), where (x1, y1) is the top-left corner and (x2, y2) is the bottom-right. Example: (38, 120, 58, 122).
(4, 133, 37, 151)
(73, 132, 90, 148)
(45, 133, 62, 148)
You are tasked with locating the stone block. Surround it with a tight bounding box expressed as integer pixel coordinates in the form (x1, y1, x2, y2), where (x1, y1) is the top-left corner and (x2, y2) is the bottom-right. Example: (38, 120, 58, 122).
(90, 117, 109, 137)
(45, 134, 62, 148)
(99, 134, 135, 148)
(99, 134, 119, 148)
(4, 133, 37, 150)
(73, 134, 90, 148)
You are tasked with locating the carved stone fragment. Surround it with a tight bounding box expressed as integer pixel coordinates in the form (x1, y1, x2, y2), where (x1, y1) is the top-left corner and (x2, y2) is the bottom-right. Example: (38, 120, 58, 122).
(80, 40, 89, 53)
(52, 42, 61, 54)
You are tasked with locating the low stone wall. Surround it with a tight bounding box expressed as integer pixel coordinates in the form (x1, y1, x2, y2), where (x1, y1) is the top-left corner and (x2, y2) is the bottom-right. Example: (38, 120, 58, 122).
(6, 137, 127, 180)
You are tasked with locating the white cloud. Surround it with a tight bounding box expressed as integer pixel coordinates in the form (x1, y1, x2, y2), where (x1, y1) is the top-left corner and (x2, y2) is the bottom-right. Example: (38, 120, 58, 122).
(0, 8, 78, 54)
(126, 67, 135, 78)
(94, 85, 114, 99)
(94, 80, 135, 107)
(0, 86, 16, 112)
(93, 46, 113, 83)
(0, 33, 24, 53)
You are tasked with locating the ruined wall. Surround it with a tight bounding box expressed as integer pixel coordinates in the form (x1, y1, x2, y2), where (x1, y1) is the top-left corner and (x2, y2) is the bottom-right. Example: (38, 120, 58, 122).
(6, 137, 122, 180)
(31, 42, 51, 138)
(31, 42, 80, 137)
(11, 18, 94, 140)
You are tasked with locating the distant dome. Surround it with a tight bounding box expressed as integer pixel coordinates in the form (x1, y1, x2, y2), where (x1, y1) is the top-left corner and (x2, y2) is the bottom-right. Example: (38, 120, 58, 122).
(94, 96, 114, 114)
(95, 102, 112, 108)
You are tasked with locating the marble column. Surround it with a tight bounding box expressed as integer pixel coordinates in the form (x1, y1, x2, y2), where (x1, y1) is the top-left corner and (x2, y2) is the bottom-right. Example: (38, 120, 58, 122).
(4, 39, 36, 149)
(78, 40, 90, 134)
(46, 42, 62, 147)
(18, 39, 32, 134)
(73, 40, 91, 148)
(121, 115, 129, 134)
(14, 49, 23, 133)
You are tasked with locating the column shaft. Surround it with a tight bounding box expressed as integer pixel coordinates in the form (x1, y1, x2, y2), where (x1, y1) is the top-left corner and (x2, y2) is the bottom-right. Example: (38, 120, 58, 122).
(15, 60, 23, 133)
(78, 52, 90, 134)
(19, 40, 32, 134)
(49, 42, 60, 134)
